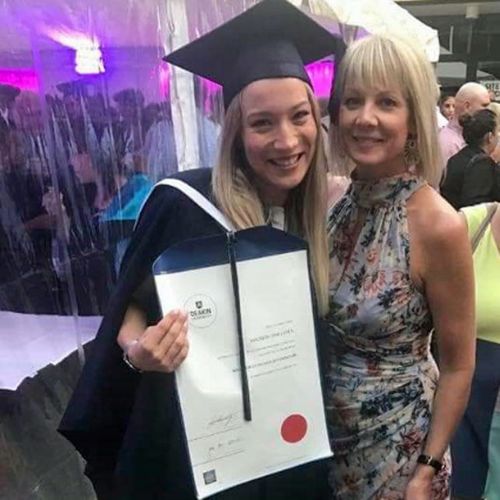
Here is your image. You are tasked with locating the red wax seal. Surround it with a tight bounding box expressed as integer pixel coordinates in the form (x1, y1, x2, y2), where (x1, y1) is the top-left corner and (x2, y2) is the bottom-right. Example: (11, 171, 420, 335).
(280, 414, 308, 443)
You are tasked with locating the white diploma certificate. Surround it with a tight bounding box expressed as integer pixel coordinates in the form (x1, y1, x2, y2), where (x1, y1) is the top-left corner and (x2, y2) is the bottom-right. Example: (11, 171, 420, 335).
(153, 228, 331, 499)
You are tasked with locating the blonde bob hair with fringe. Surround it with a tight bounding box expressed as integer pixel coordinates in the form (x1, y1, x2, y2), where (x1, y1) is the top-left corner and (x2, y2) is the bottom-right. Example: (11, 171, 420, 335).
(212, 82, 330, 316)
(329, 35, 442, 187)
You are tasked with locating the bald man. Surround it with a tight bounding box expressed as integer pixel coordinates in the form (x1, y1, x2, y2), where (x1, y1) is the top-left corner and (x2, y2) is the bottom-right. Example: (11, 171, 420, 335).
(439, 82, 490, 168)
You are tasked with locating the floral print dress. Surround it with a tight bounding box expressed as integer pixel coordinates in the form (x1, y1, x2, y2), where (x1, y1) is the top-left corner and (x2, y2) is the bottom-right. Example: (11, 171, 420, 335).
(325, 173, 450, 499)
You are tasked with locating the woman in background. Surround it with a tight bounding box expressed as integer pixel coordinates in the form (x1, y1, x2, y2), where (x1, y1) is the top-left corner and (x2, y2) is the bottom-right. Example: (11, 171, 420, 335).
(441, 109, 500, 210)
(439, 93, 455, 121)
(452, 201, 500, 500)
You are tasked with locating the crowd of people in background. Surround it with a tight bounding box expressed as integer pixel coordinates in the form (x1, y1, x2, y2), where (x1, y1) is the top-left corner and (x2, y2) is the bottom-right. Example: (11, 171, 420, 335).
(438, 81, 500, 209)
(0, 80, 222, 315)
(436, 81, 500, 499)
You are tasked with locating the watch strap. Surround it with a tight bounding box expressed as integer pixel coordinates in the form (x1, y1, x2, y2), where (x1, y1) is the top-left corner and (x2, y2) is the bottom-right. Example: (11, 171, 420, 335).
(417, 454, 443, 472)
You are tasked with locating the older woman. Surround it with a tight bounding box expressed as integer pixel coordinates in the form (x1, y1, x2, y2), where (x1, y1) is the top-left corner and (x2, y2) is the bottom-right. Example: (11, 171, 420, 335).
(325, 35, 475, 499)
(59, 1, 343, 499)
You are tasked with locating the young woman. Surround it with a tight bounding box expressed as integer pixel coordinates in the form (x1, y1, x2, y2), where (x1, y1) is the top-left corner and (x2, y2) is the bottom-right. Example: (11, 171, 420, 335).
(326, 35, 475, 499)
(59, 1, 343, 499)
(439, 94, 455, 121)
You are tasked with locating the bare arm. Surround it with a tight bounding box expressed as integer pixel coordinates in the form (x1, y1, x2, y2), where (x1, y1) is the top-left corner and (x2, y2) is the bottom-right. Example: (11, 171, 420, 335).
(407, 202, 475, 495)
(422, 214, 475, 454)
(117, 302, 189, 373)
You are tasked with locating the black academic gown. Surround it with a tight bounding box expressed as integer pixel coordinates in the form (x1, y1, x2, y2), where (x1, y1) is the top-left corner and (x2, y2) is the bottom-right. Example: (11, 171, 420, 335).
(59, 168, 330, 500)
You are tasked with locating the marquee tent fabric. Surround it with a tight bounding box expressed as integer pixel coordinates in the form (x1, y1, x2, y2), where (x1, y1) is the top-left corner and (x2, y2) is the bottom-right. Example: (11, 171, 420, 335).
(307, 0, 440, 62)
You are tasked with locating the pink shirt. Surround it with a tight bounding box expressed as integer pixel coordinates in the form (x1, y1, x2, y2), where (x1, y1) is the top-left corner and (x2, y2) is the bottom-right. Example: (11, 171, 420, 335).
(439, 119, 465, 167)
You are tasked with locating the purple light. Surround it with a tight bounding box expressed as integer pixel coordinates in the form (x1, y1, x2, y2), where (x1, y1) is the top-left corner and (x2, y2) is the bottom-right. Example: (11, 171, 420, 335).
(0, 68, 39, 91)
(158, 65, 170, 97)
(200, 78, 221, 96)
(306, 60, 335, 98)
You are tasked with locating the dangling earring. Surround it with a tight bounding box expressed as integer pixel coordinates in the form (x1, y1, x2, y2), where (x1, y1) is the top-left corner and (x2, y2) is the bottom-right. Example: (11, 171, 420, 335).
(404, 136, 419, 167)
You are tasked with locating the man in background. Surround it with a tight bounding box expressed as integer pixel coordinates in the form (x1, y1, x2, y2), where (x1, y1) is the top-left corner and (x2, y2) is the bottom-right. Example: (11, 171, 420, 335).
(439, 82, 490, 167)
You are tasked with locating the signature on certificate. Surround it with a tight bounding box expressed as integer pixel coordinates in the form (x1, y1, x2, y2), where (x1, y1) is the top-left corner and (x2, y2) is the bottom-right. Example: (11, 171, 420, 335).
(207, 412, 240, 430)
(207, 435, 244, 461)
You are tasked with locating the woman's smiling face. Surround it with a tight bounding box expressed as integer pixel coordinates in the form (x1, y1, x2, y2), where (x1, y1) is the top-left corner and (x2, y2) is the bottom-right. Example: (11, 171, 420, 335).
(240, 77, 317, 205)
(339, 83, 411, 179)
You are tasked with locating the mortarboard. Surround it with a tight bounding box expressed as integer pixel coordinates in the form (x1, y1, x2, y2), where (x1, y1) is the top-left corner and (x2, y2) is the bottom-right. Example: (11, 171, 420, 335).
(164, 0, 344, 108)
(113, 88, 145, 107)
(0, 84, 20, 103)
(56, 79, 86, 97)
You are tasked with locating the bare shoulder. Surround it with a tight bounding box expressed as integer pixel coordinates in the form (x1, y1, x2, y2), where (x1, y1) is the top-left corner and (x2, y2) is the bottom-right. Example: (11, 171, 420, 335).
(407, 185, 472, 289)
(407, 185, 468, 250)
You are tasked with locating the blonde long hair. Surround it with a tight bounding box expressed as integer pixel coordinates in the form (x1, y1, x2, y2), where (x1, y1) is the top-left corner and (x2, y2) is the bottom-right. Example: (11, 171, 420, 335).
(212, 83, 329, 316)
(329, 35, 442, 187)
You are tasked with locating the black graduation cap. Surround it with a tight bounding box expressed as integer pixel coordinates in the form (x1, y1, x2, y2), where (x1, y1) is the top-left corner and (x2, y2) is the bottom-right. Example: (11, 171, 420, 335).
(56, 79, 86, 97)
(113, 88, 145, 107)
(164, 0, 343, 108)
(0, 84, 20, 103)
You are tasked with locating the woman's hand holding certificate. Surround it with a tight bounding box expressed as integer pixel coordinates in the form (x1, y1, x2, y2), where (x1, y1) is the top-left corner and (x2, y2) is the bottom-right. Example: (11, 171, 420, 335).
(125, 310, 189, 373)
